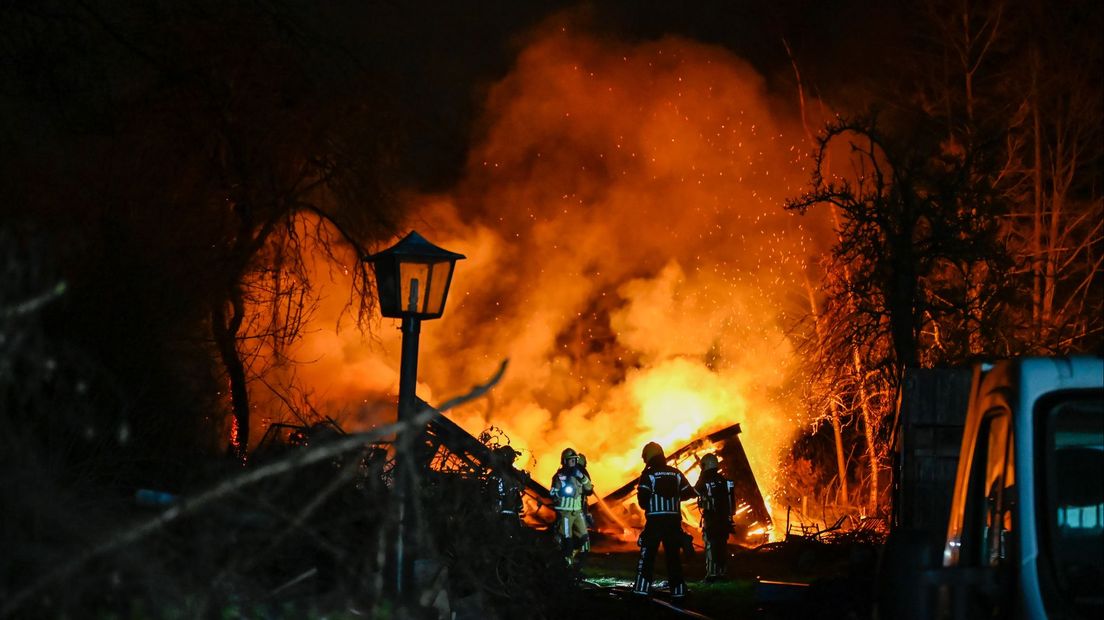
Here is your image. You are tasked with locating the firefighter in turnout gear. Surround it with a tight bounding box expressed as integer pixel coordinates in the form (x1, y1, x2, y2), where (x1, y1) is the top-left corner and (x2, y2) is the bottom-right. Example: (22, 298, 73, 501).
(632, 441, 698, 601)
(694, 453, 736, 580)
(487, 445, 525, 525)
(577, 452, 596, 537)
(550, 447, 593, 566)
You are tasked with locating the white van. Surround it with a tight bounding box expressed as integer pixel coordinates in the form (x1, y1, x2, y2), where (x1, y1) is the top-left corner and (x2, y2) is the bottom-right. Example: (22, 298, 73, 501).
(880, 356, 1103, 619)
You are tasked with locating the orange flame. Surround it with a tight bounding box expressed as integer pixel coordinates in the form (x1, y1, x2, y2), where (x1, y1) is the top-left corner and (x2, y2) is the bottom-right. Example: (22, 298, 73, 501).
(258, 25, 831, 534)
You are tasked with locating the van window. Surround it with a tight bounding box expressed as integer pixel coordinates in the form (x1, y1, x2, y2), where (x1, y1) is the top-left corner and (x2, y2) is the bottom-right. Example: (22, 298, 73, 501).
(983, 413, 1014, 566)
(1040, 393, 1104, 614)
(962, 409, 1014, 566)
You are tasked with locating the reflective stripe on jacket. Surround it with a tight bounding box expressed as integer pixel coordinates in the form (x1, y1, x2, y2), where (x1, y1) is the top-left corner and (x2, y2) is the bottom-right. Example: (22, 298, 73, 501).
(694, 469, 735, 517)
(637, 460, 696, 516)
(550, 467, 592, 512)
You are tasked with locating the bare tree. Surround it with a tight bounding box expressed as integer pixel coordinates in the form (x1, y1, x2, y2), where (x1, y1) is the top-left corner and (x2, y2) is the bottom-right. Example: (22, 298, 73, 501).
(0, 1, 409, 460)
(910, 0, 1103, 355)
(1019, 0, 1104, 351)
(787, 111, 1010, 510)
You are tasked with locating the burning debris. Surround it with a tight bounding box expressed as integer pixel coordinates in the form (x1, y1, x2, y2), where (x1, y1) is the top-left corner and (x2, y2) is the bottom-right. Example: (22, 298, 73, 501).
(413, 400, 558, 529)
(314, 397, 777, 551)
(255, 418, 348, 454)
(261, 25, 819, 514)
(402, 402, 775, 550)
(256, 394, 775, 549)
(597, 423, 772, 548)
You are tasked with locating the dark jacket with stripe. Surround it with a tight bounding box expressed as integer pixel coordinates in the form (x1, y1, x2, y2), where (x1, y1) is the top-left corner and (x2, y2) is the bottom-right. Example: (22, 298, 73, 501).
(636, 457, 697, 517)
(694, 468, 736, 519)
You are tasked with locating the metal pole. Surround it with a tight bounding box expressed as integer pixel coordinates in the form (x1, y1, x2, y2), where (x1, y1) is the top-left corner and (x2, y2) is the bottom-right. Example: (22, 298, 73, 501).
(395, 315, 421, 600)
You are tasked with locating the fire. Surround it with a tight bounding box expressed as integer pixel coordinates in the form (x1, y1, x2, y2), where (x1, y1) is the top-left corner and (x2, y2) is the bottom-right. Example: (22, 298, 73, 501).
(254, 23, 831, 535)
(632, 358, 745, 449)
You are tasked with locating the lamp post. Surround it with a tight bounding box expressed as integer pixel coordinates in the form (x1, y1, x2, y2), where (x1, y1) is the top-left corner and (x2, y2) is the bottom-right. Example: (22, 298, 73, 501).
(364, 230, 464, 600)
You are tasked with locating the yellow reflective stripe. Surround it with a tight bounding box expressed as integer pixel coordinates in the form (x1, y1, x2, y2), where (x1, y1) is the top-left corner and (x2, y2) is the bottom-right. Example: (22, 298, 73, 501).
(555, 496, 582, 511)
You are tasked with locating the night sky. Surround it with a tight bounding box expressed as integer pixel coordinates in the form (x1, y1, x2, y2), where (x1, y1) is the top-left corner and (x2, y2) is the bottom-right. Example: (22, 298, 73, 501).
(363, 0, 907, 190)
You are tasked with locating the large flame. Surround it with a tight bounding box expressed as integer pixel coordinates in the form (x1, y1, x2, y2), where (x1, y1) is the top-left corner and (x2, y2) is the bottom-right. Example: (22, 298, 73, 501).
(258, 24, 830, 531)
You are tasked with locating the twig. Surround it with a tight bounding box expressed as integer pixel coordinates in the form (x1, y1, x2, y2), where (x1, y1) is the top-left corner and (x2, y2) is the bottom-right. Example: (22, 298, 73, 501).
(435, 359, 509, 412)
(2, 282, 66, 319)
(2, 411, 430, 617)
(3, 355, 509, 617)
(267, 567, 319, 599)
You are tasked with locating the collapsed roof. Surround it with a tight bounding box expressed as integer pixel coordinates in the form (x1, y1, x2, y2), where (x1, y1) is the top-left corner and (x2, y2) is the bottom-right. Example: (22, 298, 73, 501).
(411, 399, 771, 544)
(595, 423, 772, 546)
(256, 397, 772, 544)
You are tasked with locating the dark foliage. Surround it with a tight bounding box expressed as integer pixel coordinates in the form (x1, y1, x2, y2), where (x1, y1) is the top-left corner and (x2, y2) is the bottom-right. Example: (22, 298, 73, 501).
(421, 473, 580, 620)
(1, 424, 585, 619)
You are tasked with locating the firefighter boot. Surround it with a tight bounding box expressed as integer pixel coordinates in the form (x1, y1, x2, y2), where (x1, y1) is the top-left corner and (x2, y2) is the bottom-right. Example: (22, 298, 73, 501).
(561, 535, 576, 567)
(573, 535, 589, 567)
(670, 580, 687, 603)
(704, 538, 718, 582)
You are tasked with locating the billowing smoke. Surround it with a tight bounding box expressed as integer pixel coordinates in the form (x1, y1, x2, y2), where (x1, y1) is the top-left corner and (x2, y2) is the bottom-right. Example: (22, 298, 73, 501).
(273, 24, 829, 522)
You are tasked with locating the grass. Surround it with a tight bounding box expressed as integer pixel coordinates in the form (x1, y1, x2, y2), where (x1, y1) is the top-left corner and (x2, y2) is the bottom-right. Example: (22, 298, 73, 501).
(580, 549, 762, 618)
(576, 541, 879, 619)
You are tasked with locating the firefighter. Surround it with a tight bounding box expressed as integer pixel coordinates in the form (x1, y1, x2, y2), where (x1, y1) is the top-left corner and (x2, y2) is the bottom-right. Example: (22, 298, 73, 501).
(577, 452, 596, 536)
(632, 441, 697, 601)
(694, 453, 736, 581)
(549, 447, 593, 566)
(487, 445, 525, 525)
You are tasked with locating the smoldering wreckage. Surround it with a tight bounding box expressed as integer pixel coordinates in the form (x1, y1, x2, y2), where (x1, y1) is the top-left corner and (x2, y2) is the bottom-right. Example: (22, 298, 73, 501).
(245, 405, 806, 619)
(3, 365, 886, 620)
(248, 397, 786, 616)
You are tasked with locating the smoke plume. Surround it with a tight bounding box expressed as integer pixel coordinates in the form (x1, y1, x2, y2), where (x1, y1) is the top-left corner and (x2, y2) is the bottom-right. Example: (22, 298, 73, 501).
(275, 24, 829, 520)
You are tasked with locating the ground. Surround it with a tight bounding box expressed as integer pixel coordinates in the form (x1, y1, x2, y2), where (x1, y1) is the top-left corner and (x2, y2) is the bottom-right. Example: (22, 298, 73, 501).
(577, 537, 880, 619)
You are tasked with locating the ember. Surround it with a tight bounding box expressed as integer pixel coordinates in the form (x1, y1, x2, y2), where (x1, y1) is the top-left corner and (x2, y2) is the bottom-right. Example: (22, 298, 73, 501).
(256, 27, 831, 535)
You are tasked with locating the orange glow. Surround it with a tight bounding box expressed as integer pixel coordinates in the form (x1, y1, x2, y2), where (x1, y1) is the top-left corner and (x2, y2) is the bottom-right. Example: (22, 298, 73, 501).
(229, 414, 241, 458)
(254, 25, 832, 537)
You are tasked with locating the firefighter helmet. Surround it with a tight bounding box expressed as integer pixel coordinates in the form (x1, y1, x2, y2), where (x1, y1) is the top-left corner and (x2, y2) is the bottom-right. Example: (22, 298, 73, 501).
(493, 445, 519, 465)
(641, 441, 665, 464)
(701, 453, 719, 471)
(560, 447, 578, 466)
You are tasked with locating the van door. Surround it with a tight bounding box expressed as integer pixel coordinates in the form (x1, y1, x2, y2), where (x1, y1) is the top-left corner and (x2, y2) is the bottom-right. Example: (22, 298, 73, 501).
(943, 407, 1017, 617)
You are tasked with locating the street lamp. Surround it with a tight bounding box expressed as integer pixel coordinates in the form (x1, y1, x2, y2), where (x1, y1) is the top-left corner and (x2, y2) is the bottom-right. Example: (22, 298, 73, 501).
(364, 230, 464, 600)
